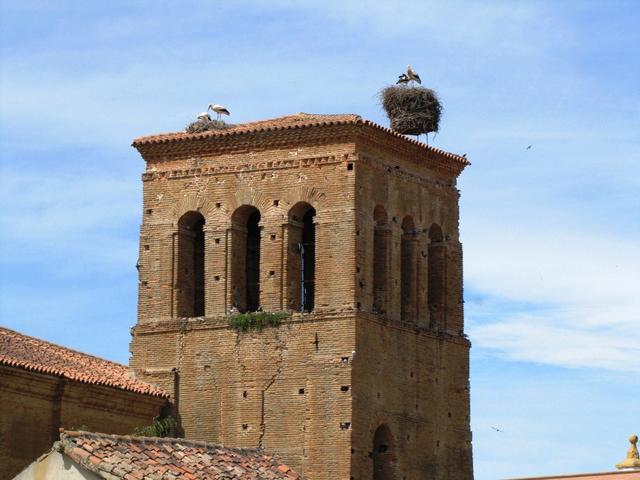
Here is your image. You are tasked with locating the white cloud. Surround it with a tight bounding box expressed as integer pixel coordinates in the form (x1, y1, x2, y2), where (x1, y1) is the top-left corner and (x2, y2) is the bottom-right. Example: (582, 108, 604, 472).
(464, 209, 640, 372)
(0, 168, 140, 274)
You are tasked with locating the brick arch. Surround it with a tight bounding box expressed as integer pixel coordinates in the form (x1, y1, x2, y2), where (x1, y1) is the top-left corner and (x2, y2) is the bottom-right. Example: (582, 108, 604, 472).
(170, 191, 217, 224)
(281, 186, 326, 219)
(372, 424, 396, 480)
(224, 190, 271, 219)
(401, 216, 418, 323)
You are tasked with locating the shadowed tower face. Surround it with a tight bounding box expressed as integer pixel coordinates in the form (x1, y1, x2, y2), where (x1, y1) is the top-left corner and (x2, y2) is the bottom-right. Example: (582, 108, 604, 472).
(129, 113, 472, 480)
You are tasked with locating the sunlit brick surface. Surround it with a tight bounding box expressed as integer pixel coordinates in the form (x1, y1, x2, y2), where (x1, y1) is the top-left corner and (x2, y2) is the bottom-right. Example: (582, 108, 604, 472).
(130, 113, 472, 479)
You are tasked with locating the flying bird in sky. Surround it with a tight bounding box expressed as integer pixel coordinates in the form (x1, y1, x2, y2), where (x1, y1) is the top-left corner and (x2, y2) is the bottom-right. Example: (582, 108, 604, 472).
(490, 426, 504, 433)
(208, 104, 230, 121)
(526, 145, 532, 150)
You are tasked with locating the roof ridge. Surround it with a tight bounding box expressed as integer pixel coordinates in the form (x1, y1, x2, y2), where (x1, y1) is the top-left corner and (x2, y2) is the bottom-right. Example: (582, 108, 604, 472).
(62, 429, 265, 456)
(131, 112, 469, 168)
(0, 327, 168, 398)
(0, 326, 129, 370)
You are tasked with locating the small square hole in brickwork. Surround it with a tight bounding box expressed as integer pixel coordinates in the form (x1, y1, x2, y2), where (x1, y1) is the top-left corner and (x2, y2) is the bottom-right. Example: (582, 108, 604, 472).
(143, 245, 149, 251)
(269, 271, 275, 277)
(141, 281, 148, 287)
(273, 199, 279, 206)
(341, 357, 349, 363)
(356, 229, 360, 235)
(356, 266, 360, 273)
(242, 424, 248, 430)
(340, 386, 350, 392)
(406, 434, 410, 440)
(377, 392, 380, 399)
(347, 163, 354, 170)
(215, 238, 220, 244)
(356, 302, 361, 310)
(298, 388, 305, 395)
(351, 449, 354, 455)
(448, 412, 452, 418)
(410, 371, 414, 378)
(436, 440, 440, 447)
(270, 234, 276, 241)
(340, 422, 351, 430)
(215, 202, 221, 208)
(214, 275, 220, 281)
(243, 391, 247, 398)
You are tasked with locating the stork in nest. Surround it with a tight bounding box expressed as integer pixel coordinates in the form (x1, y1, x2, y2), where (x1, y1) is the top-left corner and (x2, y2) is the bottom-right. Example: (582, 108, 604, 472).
(208, 104, 230, 121)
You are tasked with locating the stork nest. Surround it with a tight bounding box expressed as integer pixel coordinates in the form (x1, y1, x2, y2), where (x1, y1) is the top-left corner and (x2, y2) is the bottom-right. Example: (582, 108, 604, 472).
(185, 119, 233, 133)
(380, 85, 442, 136)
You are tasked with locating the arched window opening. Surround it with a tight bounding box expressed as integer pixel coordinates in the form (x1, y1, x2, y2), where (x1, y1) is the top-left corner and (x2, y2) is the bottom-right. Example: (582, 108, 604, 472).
(372, 425, 395, 480)
(287, 203, 316, 312)
(373, 206, 389, 315)
(301, 209, 316, 312)
(176, 211, 205, 317)
(231, 206, 261, 313)
(428, 223, 446, 330)
(400, 216, 417, 323)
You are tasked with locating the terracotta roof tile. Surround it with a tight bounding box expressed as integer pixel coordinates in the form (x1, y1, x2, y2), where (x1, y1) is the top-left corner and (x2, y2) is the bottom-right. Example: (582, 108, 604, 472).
(132, 112, 469, 167)
(59, 430, 305, 480)
(0, 327, 168, 398)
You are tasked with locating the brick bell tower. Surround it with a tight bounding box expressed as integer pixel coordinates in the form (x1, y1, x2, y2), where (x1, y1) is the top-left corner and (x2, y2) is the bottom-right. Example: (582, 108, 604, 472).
(129, 113, 472, 480)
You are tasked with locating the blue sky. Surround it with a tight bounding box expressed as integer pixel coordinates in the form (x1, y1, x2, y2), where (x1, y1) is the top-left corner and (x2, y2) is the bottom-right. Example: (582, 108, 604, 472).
(0, 1, 638, 478)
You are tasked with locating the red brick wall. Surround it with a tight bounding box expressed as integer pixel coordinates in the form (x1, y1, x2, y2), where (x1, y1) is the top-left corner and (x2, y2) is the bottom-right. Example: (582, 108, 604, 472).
(0, 366, 165, 480)
(131, 123, 472, 480)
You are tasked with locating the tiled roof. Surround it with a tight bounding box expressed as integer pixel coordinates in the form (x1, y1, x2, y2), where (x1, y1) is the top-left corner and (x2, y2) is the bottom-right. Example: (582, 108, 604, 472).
(59, 430, 304, 479)
(0, 327, 168, 398)
(132, 112, 469, 166)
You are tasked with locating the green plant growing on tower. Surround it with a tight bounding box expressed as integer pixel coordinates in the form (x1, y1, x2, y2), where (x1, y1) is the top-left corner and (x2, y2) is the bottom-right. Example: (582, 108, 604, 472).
(227, 311, 289, 332)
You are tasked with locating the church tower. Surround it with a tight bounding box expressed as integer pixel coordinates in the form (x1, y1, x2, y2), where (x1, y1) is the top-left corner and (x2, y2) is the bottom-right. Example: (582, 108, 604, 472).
(130, 113, 472, 479)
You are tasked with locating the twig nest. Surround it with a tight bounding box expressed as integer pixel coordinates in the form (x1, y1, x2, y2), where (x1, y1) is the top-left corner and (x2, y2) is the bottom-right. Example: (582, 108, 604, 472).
(185, 119, 232, 133)
(380, 85, 442, 135)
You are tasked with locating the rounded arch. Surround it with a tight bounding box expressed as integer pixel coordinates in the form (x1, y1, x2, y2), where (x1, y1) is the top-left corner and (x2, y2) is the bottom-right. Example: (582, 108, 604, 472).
(232, 204, 261, 227)
(372, 424, 395, 480)
(178, 210, 206, 230)
(373, 206, 390, 315)
(288, 201, 316, 223)
(171, 190, 215, 224)
(230, 205, 262, 313)
(428, 223, 444, 243)
(176, 211, 206, 318)
(428, 222, 446, 330)
(286, 202, 316, 312)
(401, 216, 415, 235)
(400, 216, 417, 322)
(373, 205, 388, 227)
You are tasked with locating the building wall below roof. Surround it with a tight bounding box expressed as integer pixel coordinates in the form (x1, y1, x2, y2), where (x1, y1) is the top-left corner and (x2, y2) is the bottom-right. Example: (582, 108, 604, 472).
(352, 314, 472, 480)
(131, 314, 356, 480)
(14, 451, 98, 480)
(0, 366, 165, 480)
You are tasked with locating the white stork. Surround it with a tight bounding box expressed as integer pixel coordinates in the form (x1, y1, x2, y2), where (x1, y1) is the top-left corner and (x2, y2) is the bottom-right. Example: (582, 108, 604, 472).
(196, 112, 211, 122)
(406, 65, 421, 84)
(208, 104, 230, 121)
